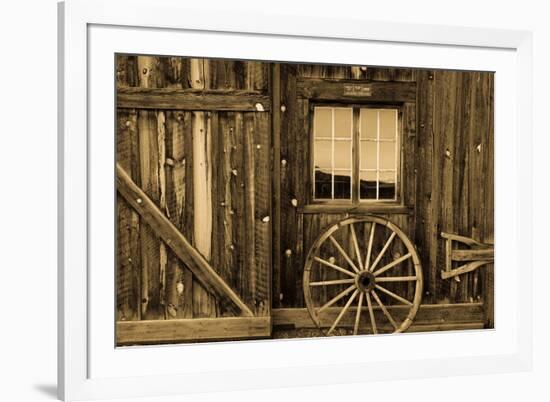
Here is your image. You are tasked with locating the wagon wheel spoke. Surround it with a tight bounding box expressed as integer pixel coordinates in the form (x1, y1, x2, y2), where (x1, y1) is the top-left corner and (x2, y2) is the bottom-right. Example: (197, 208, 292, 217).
(372, 253, 412, 277)
(365, 292, 377, 334)
(349, 224, 364, 270)
(317, 284, 357, 313)
(369, 231, 397, 272)
(313, 256, 356, 278)
(353, 292, 364, 335)
(329, 235, 360, 273)
(374, 284, 413, 306)
(327, 290, 359, 335)
(364, 222, 376, 270)
(371, 289, 398, 330)
(375, 276, 417, 283)
(309, 278, 356, 287)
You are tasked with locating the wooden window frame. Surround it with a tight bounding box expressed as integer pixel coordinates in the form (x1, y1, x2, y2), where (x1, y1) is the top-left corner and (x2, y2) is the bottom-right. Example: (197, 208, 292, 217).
(307, 102, 404, 212)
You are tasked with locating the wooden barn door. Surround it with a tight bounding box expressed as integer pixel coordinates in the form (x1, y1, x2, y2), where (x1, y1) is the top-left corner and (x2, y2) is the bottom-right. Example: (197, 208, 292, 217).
(115, 56, 272, 345)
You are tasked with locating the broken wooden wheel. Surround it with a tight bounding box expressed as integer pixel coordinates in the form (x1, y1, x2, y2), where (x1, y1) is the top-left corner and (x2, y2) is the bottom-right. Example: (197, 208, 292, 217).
(303, 216, 423, 335)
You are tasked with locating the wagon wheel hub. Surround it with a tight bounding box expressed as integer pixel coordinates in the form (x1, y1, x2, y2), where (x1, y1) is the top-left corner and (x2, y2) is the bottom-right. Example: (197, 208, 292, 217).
(356, 271, 376, 293)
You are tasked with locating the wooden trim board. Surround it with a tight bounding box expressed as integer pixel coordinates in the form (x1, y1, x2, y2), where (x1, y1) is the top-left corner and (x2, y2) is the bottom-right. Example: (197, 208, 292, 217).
(298, 79, 416, 103)
(117, 87, 271, 111)
(117, 316, 271, 345)
(272, 303, 485, 329)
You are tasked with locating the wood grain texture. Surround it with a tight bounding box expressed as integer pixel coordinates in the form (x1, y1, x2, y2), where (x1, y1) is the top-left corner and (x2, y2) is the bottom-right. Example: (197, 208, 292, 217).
(116, 109, 140, 321)
(297, 79, 416, 103)
(116, 164, 254, 317)
(272, 303, 484, 328)
(117, 87, 271, 111)
(117, 316, 271, 345)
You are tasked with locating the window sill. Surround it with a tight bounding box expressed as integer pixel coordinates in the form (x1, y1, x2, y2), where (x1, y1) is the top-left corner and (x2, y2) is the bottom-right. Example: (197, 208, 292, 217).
(298, 203, 413, 215)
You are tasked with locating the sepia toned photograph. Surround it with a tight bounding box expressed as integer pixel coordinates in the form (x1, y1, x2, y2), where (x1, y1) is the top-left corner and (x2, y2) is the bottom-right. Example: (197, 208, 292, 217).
(115, 55, 494, 346)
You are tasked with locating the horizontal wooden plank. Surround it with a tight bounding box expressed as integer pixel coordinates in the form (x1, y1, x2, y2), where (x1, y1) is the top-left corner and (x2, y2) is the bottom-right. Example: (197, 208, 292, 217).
(116, 163, 254, 317)
(272, 303, 484, 329)
(452, 248, 494, 261)
(117, 87, 271, 111)
(297, 79, 416, 103)
(299, 203, 413, 215)
(117, 316, 271, 345)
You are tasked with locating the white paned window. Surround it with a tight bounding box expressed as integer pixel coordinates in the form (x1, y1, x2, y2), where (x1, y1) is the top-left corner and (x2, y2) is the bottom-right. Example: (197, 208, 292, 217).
(312, 106, 399, 203)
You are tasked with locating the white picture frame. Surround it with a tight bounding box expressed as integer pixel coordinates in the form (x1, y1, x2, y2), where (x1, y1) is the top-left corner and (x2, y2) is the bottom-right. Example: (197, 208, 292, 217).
(58, 0, 533, 400)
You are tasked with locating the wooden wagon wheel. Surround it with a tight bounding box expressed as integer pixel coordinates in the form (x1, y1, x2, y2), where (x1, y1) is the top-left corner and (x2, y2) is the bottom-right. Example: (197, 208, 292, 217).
(303, 216, 423, 336)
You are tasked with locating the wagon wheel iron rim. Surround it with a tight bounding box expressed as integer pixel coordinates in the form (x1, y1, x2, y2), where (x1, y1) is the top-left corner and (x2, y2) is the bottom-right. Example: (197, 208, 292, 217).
(303, 216, 423, 336)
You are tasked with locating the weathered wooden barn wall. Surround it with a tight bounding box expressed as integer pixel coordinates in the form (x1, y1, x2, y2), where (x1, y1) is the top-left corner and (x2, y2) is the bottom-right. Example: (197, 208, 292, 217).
(116, 55, 271, 324)
(275, 64, 494, 323)
(115, 55, 495, 341)
(414, 69, 494, 319)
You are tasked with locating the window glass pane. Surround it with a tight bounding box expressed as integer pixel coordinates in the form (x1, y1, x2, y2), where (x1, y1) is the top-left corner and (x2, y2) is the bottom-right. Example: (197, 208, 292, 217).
(360, 109, 377, 139)
(314, 107, 332, 138)
(379, 142, 396, 170)
(379, 109, 397, 140)
(314, 139, 332, 169)
(379, 171, 396, 200)
(359, 171, 377, 200)
(333, 171, 351, 199)
(360, 141, 377, 170)
(314, 169, 332, 199)
(334, 108, 352, 138)
(334, 140, 352, 169)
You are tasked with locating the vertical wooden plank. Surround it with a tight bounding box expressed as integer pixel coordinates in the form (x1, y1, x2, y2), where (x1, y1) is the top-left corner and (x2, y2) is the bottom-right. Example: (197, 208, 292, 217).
(164, 111, 194, 318)
(157, 112, 168, 318)
(402, 102, 417, 300)
(454, 72, 473, 303)
(247, 61, 268, 92)
(136, 108, 161, 319)
(231, 112, 247, 308)
(157, 56, 189, 89)
(414, 69, 435, 303)
(278, 63, 297, 307)
(219, 112, 236, 311)
(271, 63, 282, 310)
(116, 54, 139, 88)
(483, 73, 495, 327)
(116, 109, 141, 321)
(369, 67, 396, 81)
(435, 71, 459, 303)
(189, 58, 218, 318)
(243, 113, 256, 308)
(254, 112, 271, 316)
(191, 110, 217, 317)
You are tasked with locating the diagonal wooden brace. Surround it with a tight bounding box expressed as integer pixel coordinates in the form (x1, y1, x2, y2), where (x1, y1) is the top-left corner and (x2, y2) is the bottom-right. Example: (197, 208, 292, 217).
(116, 163, 254, 317)
(440, 232, 494, 281)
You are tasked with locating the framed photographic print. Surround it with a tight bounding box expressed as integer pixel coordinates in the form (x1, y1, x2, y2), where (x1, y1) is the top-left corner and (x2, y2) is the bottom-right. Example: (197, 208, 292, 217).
(58, 0, 533, 400)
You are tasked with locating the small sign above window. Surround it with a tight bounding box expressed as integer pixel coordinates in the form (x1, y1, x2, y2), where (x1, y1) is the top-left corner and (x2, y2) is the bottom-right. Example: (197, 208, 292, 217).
(343, 84, 372, 97)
